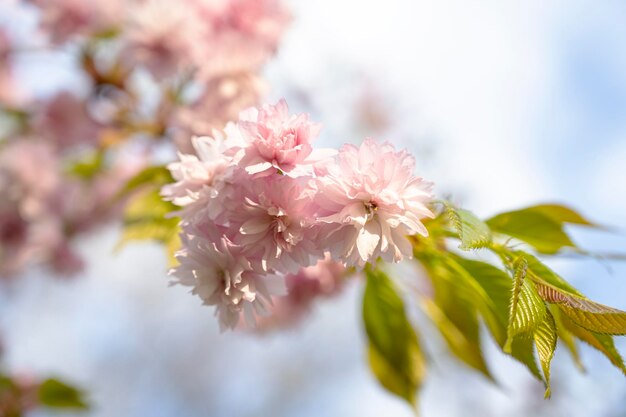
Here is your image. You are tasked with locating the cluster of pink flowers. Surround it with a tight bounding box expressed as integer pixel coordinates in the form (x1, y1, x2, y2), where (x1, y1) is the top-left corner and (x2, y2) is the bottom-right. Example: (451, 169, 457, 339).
(0, 138, 145, 277)
(26, 0, 290, 148)
(0, 0, 289, 277)
(164, 100, 434, 330)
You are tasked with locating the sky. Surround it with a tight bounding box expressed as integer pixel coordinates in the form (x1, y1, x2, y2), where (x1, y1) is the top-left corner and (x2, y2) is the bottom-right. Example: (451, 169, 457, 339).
(1, 0, 626, 416)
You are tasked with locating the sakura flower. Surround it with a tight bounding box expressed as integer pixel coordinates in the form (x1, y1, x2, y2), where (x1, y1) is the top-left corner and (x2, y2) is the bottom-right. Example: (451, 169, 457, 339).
(33, 91, 101, 150)
(161, 135, 230, 221)
(227, 99, 332, 178)
(171, 226, 285, 330)
(172, 73, 266, 151)
(224, 173, 323, 273)
(0, 140, 62, 277)
(317, 139, 434, 267)
(256, 256, 346, 330)
(29, 0, 123, 44)
(123, 0, 209, 79)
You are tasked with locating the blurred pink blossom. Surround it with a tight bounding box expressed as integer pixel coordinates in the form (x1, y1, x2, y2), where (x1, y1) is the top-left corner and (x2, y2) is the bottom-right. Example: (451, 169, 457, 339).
(33, 91, 101, 150)
(172, 73, 266, 152)
(29, 0, 124, 43)
(122, 0, 209, 80)
(257, 257, 346, 330)
(0, 140, 62, 277)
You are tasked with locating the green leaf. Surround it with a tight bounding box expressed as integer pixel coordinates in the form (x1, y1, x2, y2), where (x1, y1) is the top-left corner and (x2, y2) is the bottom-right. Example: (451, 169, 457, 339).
(421, 297, 493, 380)
(38, 378, 88, 410)
(452, 258, 510, 345)
(114, 165, 173, 201)
(534, 280, 626, 335)
(509, 337, 544, 383)
(66, 150, 105, 179)
(486, 209, 576, 254)
(551, 306, 585, 372)
(440, 257, 544, 382)
(363, 267, 425, 408)
(505, 257, 546, 351)
(446, 205, 492, 250)
(523, 252, 583, 296)
(560, 313, 626, 375)
(419, 255, 494, 379)
(534, 309, 557, 398)
(525, 204, 596, 227)
(117, 188, 179, 252)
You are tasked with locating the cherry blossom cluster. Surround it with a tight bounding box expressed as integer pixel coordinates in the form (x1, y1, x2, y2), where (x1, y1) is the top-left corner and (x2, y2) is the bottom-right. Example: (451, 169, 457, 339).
(164, 100, 434, 330)
(0, 0, 288, 277)
(25, 0, 290, 150)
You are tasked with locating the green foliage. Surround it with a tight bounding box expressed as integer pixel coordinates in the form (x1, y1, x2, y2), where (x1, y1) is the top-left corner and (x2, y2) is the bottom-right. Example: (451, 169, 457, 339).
(115, 165, 173, 200)
(66, 150, 106, 179)
(505, 257, 545, 349)
(445, 204, 492, 250)
(486, 208, 576, 254)
(551, 307, 585, 372)
(364, 202, 626, 409)
(533, 309, 557, 398)
(38, 378, 89, 409)
(560, 313, 626, 375)
(525, 204, 596, 227)
(116, 166, 180, 266)
(534, 280, 626, 335)
(363, 267, 425, 409)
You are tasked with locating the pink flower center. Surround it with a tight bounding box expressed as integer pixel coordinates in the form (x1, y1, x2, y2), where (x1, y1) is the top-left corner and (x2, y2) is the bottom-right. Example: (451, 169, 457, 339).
(364, 201, 378, 221)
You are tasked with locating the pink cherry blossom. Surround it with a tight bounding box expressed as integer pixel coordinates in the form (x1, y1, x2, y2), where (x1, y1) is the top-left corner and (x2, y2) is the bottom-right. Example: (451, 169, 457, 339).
(122, 0, 209, 80)
(161, 135, 231, 221)
(227, 99, 333, 178)
(193, 0, 290, 77)
(172, 73, 266, 151)
(171, 225, 285, 330)
(224, 173, 323, 273)
(256, 256, 346, 330)
(33, 91, 101, 150)
(0, 140, 62, 277)
(165, 99, 436, 329)
(317, 139, 434, 267)
(29, 0, 123, 44)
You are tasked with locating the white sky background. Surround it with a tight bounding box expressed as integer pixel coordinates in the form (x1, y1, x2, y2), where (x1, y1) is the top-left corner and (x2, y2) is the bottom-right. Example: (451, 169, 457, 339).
(2, 0, 626, 416)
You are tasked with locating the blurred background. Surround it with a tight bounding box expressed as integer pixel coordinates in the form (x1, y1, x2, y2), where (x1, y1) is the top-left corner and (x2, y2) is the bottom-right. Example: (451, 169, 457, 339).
(1, 0, 626, 416)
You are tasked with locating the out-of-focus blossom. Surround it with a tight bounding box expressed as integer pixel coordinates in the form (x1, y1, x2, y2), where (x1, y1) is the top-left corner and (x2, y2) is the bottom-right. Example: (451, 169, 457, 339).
(0, 372, 39, 416)
(172, 73, 266, 152)
(171, 225, 285, 330)
(122, 0, 208, 80)
(0, 137, 147, 277)
(0, 28, 27, 108)
(194, 0, 289, 75)
(28, 0, 124, 44)
(317, 139, 434, 267)
(257, 257, 346, 329)
(0, 140, 61, 276)
(33, 91, 101, 149)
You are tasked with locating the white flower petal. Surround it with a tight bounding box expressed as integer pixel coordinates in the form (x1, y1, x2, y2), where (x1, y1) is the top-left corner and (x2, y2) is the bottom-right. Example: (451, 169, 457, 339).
(356, 221, 381, 262)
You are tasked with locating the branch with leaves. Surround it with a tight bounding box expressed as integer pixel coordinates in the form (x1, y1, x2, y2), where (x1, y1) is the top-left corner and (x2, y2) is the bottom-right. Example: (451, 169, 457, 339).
(362, 202, 626, 410)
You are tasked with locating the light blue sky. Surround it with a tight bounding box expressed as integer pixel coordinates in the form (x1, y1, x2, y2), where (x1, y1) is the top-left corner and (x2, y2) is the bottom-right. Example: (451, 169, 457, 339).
(1, 1, 626, 416)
